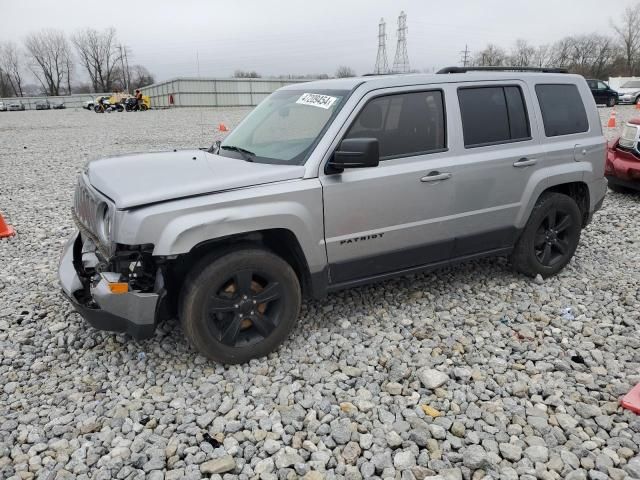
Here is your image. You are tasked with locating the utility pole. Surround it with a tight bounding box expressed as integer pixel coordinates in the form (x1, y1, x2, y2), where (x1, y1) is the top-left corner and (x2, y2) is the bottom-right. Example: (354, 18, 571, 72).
(374, 18, 389, 74)
(392, 11, 410, 73)
(460, 44, 470, 67)
(119, 44, 131, 93)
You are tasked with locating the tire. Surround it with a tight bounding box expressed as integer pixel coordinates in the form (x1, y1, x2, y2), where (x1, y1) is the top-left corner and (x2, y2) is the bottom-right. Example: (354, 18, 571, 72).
(511, 192, 582, 278)
(140, 104, 148, 111)
(116, 104, 124, 112)
(94, 105, 104, 113)
(180, 248, 301, 364)
(607, 96, 616, 107)
(125, 105, 133, 112)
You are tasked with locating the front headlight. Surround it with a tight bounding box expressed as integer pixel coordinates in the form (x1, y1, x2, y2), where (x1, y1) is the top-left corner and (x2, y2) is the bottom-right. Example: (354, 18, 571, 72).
(97, 203, 112, 244)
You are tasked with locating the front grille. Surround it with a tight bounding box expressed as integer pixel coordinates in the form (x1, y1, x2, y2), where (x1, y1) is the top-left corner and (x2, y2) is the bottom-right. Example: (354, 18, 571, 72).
(73, 175, 102, 236)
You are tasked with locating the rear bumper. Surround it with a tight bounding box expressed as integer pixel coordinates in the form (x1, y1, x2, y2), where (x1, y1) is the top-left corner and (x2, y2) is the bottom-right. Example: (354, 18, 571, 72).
(58, 231, 159, 339)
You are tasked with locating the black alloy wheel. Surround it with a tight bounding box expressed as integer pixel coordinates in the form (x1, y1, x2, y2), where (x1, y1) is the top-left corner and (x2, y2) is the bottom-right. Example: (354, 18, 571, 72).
(180, 248, 301, 363)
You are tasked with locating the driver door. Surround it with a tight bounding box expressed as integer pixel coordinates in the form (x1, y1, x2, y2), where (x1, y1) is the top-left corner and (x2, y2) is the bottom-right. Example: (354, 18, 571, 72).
(320, 88, 457, 285)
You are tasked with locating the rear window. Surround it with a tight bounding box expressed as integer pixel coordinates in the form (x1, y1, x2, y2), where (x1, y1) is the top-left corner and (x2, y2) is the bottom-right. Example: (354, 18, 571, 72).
(458, 86, 530, 147)
(535, 84, 589, 137)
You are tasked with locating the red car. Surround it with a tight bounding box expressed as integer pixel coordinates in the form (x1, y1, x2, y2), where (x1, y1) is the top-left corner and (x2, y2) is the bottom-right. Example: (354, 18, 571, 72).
(606, 118, 640, 191)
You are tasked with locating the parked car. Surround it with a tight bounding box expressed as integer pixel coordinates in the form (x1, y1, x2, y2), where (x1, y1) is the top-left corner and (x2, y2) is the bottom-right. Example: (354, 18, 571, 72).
(51, 101, 65, 110)
(0, 102, 7, 112)
(8, 103, 25, 111)
(35, 100, 51, 110)
(616, 80, 640, 105)
(59, 67, 607, 363)
(586, 79, 618, 107)
(606, 118, 640, 191)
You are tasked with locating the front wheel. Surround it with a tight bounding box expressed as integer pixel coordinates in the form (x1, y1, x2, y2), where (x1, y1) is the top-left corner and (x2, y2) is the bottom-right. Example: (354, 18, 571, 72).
(116, 104, 124, 112)
(139, 104, 148, 111)
(94, 104, 104, 113)
(180, 248, 301, 364)
(511, 192, 582, 278)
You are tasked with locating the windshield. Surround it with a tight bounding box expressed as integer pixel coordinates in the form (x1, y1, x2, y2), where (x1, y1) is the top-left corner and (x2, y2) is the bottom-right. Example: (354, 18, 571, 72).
(621, 81, 640, 89)
(219, 89, 348, 165)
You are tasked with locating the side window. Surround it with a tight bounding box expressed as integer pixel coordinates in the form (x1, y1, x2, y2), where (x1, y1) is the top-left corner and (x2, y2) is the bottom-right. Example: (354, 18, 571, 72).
(586, 80, 596, 89)
(535, 84, 589, 137)
(597, 81, 608, 90)
(458, 86, 531, 147)
(344, 90, 446, 159)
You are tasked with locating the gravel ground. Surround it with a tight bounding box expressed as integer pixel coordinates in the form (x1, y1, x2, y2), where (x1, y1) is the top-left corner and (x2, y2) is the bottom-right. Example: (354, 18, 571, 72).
(1, 104, 640, 480)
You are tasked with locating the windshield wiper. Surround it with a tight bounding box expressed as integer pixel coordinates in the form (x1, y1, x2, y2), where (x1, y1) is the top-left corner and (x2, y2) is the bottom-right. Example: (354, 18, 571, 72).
(220, 145, 255, 162)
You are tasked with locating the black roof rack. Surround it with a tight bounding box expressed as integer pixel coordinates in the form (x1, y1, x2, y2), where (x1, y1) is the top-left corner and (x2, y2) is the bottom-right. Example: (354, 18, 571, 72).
(437, 66, 569, 74)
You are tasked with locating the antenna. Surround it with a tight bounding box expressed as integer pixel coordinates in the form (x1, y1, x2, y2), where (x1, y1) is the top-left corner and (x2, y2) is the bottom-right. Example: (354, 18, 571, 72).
(392, 11, 410, 73)
(460, 44, 470, 67)
(374, 18, 389, 74)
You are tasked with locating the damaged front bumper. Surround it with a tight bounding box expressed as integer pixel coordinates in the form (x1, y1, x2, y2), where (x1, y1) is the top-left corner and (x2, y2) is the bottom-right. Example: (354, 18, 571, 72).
(58, 231, 161, 339)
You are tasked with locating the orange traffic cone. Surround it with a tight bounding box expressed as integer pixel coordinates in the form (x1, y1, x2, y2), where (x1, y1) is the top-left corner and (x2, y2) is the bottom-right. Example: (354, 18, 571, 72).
(607, 110, 616, 128)
(0, 212, 15, 238)
(218, 123, 229, 132)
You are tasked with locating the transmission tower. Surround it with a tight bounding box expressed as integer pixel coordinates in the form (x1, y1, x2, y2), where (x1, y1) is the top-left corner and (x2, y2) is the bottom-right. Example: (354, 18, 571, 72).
(392, 11, 410, 73)
(374, 18, 389, 74)
(460, 44, 470, 67)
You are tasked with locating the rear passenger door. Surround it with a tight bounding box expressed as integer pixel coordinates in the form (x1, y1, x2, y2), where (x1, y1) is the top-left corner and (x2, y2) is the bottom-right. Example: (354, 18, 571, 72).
(534, 83, 602, 173)
(444, 81, 546, 257)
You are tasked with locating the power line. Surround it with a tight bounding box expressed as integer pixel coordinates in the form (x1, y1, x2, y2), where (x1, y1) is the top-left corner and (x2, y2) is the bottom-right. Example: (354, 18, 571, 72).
(374, 18, 389, 74)
(392, 11, 410, 73)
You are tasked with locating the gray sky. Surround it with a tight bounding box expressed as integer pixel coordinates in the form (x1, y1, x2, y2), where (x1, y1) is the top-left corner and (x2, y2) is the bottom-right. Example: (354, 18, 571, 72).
(1, 0, 637, 82)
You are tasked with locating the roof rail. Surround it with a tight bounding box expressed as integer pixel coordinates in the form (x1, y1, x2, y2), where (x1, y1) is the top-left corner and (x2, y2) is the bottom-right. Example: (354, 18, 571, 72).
(436, 66, 569, 74)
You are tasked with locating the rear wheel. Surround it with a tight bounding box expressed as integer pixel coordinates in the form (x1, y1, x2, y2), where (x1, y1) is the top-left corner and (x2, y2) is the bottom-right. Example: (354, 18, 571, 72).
(607, 96, 616, 107)
(94, 104, 104, 113)
(180, 248, 301, 364)
(140, 104, 148, 111)
(511, 193, 582, 278)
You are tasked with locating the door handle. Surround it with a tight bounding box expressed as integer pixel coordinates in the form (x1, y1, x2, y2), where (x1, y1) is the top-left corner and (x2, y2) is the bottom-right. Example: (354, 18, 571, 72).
(513, 157, 537, 167)
(421, 171, 452, 182)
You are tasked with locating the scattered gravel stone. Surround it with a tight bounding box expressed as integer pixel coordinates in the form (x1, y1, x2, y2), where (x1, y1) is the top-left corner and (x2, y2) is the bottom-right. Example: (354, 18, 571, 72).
(200, 455, 235, 474)
(499, 443, 522, 462)
(463, 445, 489, 470)
(524, 445, 549, 463)
(417, 368, 449, 389)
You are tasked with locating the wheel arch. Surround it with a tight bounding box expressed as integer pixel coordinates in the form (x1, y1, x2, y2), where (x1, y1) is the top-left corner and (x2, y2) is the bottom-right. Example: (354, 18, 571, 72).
(165, 228, 321, 303)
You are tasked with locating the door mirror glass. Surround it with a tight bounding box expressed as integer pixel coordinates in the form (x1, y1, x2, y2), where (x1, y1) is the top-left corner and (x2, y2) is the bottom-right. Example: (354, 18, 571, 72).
(328, 138, 379, 171)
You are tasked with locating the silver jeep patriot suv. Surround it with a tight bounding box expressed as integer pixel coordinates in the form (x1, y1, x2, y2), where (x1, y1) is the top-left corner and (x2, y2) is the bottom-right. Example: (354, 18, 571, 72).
(59, 67, 607, 363)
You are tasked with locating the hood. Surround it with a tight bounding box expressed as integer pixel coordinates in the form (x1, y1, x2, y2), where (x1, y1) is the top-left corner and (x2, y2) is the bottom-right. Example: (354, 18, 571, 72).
(617, 87, 639, 94)
(87, 149, 306, 208)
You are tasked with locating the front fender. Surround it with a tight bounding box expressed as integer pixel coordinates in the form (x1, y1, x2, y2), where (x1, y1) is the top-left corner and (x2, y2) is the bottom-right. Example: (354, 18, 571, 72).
(115, 179, 327, 272)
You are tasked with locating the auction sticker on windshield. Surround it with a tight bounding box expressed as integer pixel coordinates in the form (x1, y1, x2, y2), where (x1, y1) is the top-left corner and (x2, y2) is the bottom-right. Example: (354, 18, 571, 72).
(296, 93, 338, 109)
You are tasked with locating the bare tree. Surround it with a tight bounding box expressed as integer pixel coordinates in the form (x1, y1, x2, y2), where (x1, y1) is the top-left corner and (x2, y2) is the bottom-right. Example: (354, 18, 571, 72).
(129, 65, 154, 90)
(24, 30, 72, 96)
(0, 71, 13, 97)
(531, 44, 551, 68)
(612, 5, 640, 75)
(510, 39, 535, 67)
(473, 44, 506, 66)
(233, 70, 261, 78)
(0, 41, 25, 96)
(335, 65, 356, 78)
(72, 27, 121, 91)
(549, 37, 575, 68)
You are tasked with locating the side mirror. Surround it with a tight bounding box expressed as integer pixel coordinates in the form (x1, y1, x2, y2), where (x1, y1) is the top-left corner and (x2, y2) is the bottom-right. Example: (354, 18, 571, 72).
(328, 138, 379, 172)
